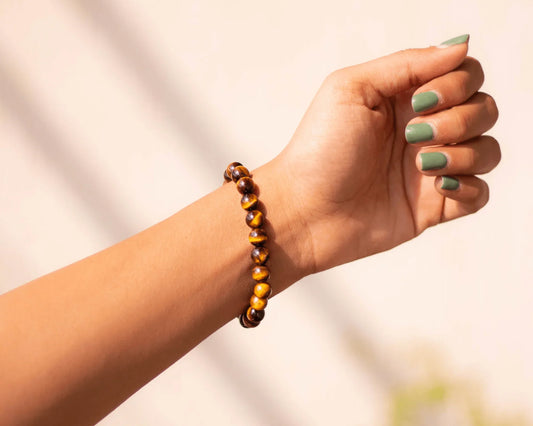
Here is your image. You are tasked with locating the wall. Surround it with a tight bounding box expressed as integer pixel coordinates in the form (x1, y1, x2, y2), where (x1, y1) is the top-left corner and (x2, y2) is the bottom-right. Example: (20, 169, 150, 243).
(0, 1, 531, 424)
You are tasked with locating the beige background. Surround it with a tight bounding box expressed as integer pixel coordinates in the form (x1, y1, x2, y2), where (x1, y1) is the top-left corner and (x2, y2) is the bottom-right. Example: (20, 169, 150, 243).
(0, 0, 531, 425)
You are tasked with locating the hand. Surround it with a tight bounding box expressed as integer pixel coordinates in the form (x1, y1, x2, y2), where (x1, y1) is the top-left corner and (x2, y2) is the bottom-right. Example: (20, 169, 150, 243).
(273, 36, 500, 274)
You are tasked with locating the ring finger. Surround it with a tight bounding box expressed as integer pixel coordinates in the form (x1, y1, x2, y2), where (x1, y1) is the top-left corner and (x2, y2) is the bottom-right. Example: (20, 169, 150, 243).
(415, 135, 501, 176)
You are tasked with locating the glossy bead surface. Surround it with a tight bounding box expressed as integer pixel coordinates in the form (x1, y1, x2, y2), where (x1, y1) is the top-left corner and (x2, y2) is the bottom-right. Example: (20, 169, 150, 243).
(246, 210, 263, 228)
(249, 228, 268, 246)
(239, 312, 259, 328)
(223, 168, 232, 182)
(250, 295, 268, 310)
(252, 265, 270, 282)
(231, 165, 250, 182)
(254, 282, 272, 299)
(247, 307, 265, 322)
(226, 162, 242, 181)
(237, 177, 254, 194)
(241, 193, 259, 211)
(251, 246, 269, 265)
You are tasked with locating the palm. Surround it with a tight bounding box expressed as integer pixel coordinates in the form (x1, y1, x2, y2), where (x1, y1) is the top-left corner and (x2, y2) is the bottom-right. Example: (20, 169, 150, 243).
(279, 80, 445, 272)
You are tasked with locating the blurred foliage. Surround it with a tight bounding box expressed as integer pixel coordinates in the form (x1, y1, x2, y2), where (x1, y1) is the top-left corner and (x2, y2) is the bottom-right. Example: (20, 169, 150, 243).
(344, 332, 530, 425)
(388, 351, 530, 426)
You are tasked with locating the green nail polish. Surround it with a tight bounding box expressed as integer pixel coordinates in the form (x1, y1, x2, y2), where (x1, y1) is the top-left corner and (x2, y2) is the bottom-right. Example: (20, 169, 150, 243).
(420, 152, 447, 171)
(412, 91, 439, 113)
(441, 176, 459, 190)
(440, 34, 470, 47)
(405, 123, 434, 143)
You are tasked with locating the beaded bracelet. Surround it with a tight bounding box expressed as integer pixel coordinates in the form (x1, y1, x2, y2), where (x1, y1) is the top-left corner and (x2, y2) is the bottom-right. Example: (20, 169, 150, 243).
(223, 162, 272, 328)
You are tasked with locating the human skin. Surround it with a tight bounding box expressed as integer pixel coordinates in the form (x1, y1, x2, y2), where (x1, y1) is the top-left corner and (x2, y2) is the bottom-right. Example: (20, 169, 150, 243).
(0, 37, 499, 425)
(278, 37, 499, 273)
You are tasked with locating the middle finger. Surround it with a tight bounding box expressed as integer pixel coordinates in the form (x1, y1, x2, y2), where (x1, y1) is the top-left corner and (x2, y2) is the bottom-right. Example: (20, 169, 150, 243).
(405, 92, 499, 146)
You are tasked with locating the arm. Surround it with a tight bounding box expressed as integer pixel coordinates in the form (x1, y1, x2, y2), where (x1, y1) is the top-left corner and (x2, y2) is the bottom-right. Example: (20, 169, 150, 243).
(0, 161, 310, 425)
(0, 36, 500, 425)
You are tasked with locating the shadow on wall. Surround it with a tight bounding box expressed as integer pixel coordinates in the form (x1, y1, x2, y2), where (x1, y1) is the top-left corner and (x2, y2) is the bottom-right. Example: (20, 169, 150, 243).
(0, 52, 133, 241)
(71, 0, 229, 173)
(0, 1, 529, 424)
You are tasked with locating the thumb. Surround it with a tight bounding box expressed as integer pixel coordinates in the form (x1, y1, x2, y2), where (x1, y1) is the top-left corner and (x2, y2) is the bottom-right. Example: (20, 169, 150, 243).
(356, 34, 470, 98)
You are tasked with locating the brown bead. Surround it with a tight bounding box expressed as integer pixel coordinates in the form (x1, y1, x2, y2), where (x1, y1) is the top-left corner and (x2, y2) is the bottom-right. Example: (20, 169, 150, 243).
(237, 177, 255, 194)
(241, 193, 259, 211)
(246, 210, 263, 228)
(249, 228, 268, 246)
(225, 162, 242, 181)
(231, 165, 250, 182)
(251, 246, 269, 265)
(223, 168, 232, 182)
(239, 312, 259, 328)
(247, 307, 265, 322)
(252, 265, 270, 282)
(254, 282, 272, 299)
(250, 295, 268, 310)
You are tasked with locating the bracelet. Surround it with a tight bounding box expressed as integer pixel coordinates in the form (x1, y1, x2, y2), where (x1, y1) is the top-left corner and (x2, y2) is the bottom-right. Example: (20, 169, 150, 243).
(223, 162, 272, 328)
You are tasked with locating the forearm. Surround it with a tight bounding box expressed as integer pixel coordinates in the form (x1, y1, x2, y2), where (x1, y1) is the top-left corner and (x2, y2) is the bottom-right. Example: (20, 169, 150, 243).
(0, 159, 310, 425)
(0, 36, 499, 426)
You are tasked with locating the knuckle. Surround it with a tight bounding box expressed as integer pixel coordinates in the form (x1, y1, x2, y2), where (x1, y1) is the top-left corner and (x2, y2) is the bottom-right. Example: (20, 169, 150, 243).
(473, 181, 490, 212)
(484, 93, 499, 121)
(487, 136, 502, 168)
(477, 63, 485, 88)
(454, 107, 471, 135)
(457, 80, 470, 103)
(466, 57, 485, 86)
(324, 68, 344, 88)
(322, 69, 350, 99)
(324, 68, 360, 92)
(465, 147, 477, 168)
(463, 181, 489, 215)
(395, 49, 424, 88)
(404, 60, 422, 89)
(323, 67, 372, 105)
(476, 135, 502, 173)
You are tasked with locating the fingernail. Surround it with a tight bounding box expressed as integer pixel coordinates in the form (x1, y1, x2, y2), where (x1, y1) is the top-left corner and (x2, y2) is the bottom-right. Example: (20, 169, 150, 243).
(439, 34, 470, 48)
(405, 123, 434, 144)
(412, 91, 439, 113)
(440, 176, 459, 190)
(420, 152, 447, 171)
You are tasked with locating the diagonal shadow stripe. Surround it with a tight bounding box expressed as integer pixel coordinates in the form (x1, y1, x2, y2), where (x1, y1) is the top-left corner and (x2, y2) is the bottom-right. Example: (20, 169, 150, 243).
(66, 0, 401, 416)
(1, 2, 398, 422)
(0, 50, 134, 242)
(305, 279, 401, 391)
(0, 39, 300, 426)
(70, 0, 229, 175)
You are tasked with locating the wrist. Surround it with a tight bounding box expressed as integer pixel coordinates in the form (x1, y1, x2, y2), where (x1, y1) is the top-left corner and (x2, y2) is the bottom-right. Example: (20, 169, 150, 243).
(251, 158, 316, 292)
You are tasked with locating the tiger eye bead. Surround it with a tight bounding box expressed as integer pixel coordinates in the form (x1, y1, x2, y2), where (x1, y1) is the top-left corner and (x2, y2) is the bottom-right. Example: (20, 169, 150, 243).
(252, 265, 270, 282)
(249, 228, 268, 246)
(231, 165, 250, 182)
(237, 177, 255, 194)
(254, 282, 272, 299)
(223, 168, 232, 182)
(247, 307, 265, 322)
(251, 246, 269, 265)
(250, 295, 268, 310)
(226, 162, 242, 180)
(239, 312, 259, 328)
(245, 209, 264, 228)
(241, 193, 259, 211)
